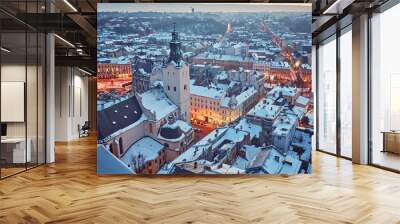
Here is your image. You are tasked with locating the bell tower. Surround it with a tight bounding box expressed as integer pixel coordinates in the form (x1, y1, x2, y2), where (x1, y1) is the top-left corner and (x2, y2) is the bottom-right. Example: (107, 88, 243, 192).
(162, 23, 190, 122)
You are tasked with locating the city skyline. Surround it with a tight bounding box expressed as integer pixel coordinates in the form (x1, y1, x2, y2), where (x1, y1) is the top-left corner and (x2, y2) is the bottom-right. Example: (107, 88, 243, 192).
(98, 3, 311, 13)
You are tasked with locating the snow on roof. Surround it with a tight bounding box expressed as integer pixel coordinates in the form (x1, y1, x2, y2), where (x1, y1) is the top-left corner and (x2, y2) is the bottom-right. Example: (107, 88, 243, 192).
(190, 83, 226, 100)
(210, 163, 245, 174)
(247, 146, 301, 174)
(216, 72, 228, 80)
(260, 149, 284, 174)
(121, 137, 164, 165)
(215, 128, 247, 146)
(292, 106, 306, 119)
(175, 120, 192, 133)
(279, 153, 302, 174)
(268, 86, 298, 98)
(248, 100, 282, 120)
(158, 120, 192, 142)
(269, 61, 290, 69)
(216, 83, 229, 91)
(272, 113, 298, 136)
(168, 127, 248, 170)
(233, 157, 248, 171)
(236, 87, 257, 105)
(97, 145, 135, 174)
(235, 118, 262, 139)
(195, 53, 250, 62)
(295, 96, 310, 106)
(233, 145, 262, 170)
(138, 87, 178, 120)
(110, 56, 130, 64)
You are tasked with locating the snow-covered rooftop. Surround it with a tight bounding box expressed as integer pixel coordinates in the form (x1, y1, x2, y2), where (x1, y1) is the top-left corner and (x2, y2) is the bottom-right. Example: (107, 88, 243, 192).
(233, 145, 262, 170)
(268, 86, 298, 99)
(295, 96, 310, 106)
(272, 113, 298, 136)
(138, 87, 178, 120)
(235, 118, 262, 139)
(248, 100, 282, 120)
(190, 83, 226, 100)
(121, 137, 164, 165)
(236, 87, 257, 105)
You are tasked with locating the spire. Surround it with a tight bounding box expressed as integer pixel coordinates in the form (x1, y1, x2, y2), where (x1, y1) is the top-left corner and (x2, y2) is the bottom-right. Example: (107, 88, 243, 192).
(171, 22, 178, 42)
(167, 23, 183, 65)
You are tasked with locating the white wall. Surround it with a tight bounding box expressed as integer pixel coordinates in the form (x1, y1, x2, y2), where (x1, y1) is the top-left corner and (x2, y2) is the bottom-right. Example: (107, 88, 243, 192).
(55, 67, 89, 141)
(1, 64, 26, 138)
(1, 63, 46, 164)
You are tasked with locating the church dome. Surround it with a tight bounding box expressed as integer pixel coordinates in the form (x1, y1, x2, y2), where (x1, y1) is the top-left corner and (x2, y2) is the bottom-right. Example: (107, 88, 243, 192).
(159, 122, 183, 140)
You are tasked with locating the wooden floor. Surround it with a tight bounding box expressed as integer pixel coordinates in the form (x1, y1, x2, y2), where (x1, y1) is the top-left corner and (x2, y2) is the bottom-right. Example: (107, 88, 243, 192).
(1, 136, 400, 224)
(372, 150, 400, 171)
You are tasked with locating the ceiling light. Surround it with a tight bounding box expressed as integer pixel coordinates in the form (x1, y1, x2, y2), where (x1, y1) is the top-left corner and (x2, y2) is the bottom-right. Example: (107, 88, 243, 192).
(63, 0, 78, 12)
(322, 0, 354, 15)
(1, 47, 11, 53)
(54, 34, 75, 48)
(78, 67, 93, 76)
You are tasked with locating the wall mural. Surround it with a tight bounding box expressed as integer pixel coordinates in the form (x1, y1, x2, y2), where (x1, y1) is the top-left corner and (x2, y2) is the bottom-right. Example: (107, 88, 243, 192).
(97, 3, 313, 175)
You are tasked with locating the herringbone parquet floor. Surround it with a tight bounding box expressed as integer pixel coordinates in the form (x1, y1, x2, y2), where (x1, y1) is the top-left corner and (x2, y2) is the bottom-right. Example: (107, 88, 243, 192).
(1, 135, 400, 224)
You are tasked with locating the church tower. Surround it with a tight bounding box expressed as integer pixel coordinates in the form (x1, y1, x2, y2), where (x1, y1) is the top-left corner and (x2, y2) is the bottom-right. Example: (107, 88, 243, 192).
(162, 24, 190, 122)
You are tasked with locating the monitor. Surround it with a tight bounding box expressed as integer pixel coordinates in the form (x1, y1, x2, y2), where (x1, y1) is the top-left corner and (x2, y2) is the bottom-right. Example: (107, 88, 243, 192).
(1, 123, 7, 137)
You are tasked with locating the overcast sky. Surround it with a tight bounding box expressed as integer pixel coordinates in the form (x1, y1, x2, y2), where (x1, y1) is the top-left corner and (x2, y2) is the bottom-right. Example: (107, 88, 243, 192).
(98, 3, 311, 13)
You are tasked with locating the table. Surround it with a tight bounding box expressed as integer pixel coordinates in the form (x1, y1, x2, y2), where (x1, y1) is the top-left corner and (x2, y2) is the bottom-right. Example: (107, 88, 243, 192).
(1, 138, 31, 164)
(381, 131, 400, 154)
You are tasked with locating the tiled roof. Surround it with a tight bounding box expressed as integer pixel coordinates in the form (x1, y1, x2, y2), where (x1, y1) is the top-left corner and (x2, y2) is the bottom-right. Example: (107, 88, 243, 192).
(97, 96, 143, 140)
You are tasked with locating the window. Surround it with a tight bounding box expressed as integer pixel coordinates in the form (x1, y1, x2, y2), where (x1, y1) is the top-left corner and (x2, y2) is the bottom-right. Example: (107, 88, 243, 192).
(184, 85, 187, 90)
(119, 138, 124, 155)
(339, 27, 352, 158)
(0, 5, 46, 179)
(370, 4, 400, 171)
(317, 35, 337, 154)
(174, 86, 176, 91)
(168, 85, 170, 91)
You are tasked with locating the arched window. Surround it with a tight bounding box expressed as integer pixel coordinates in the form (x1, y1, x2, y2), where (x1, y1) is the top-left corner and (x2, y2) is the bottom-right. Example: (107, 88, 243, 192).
(119, 138, 124, 155)
(109, 144, 114, 153)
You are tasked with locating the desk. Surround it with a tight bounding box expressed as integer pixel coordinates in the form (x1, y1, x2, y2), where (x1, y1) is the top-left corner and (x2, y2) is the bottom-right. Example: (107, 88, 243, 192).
(1, 138, 31, 163)
(382, 131, 400, 154)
